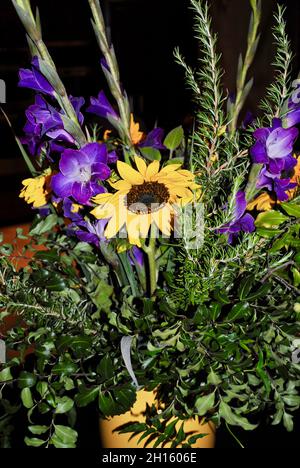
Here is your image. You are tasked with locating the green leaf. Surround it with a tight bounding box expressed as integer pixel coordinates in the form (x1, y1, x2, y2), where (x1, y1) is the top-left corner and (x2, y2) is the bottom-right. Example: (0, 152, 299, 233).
(195, 392, 215, 416)
(52, 359, 78, 376)
(255, 210, 288, 229)
(282, 395, 300, 407)
(55, 396, 74, 414)
(139, 147, 161, 161)
(246, 283, 271, 301)
(163, 126, 184, 151)
(256, 227, 283, 238)
(283, 412, 294, 432)
(28, 425, 49, 435)
(53, 425, 78, 444)
(75, 387, 99, 408)
(0, 367, 13, 383)
(227, 303, 250, 321)
(98, 391, 117, 416)
(30, 214, 58, 236)
(207, 369, 222, 386)
(36, 381, 48, 398)
(21, 388, 34, 409)
(18, 371, 37, 389)
(50, 434, 76, 449)
(97, 355, 114, 380)
(219, 401, 257, 430)
(238, 275, 255, 300)
(281, 202, 300, 218)
(24, 437, 45, 447)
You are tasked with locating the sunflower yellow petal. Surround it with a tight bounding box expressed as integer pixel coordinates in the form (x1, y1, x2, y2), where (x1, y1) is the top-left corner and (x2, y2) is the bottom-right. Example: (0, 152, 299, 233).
(117, 161, 144, 185)
(134, 156, 147, 177)
(145, 160, 160, 181)
(153, 205, 172, 237)
(109, 179, 131, 191)
(153, 164, 182, 180)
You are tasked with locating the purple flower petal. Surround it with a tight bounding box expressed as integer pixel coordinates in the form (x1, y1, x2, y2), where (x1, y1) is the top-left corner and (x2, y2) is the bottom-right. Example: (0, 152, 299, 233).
(70, 95, 85, 126)
(239, 213, 256, 233)
(250, 141, 268, 164)
(91, 162, 111, 180)
(140, 128, 165, 150)
(108, 150, 118, 164)
(72, 181, 93, 204)
(87, 91, 119, 120)
(266, 127, 298, 159)
(18, 56, 55, 96)
(51, 173, 73, 198)
(82, 142, 108, 164)
(234, 191, 247, 221)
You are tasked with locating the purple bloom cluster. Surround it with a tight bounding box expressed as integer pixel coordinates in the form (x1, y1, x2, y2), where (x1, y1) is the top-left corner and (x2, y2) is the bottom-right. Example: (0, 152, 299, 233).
(51, 143, 111, 204)
(218, 191, 255, 244)
(251, 118, 298, 201)
(19, 57, 85, 157)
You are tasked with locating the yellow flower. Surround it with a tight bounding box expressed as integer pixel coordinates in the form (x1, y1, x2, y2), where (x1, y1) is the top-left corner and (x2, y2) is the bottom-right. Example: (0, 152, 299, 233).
(19, 170, 51, 208)
(247, 192, 276, 212)
(130, 114, 144, 145)
(91, 157, 199, 246)
(288, 155, 300, 199)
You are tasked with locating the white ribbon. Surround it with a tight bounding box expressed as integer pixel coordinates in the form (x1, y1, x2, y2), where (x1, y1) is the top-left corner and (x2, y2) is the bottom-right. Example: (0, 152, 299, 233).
(0, 339, 6, 364)
(121, 336, 141, 389)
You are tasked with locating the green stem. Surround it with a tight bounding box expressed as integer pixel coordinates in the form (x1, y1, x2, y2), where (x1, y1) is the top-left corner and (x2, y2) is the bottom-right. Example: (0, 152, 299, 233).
(11, 0, 86, 147)
(88, 0, 137, 159)
(143, 227, 158, 297)
(229, 0, 261, 136)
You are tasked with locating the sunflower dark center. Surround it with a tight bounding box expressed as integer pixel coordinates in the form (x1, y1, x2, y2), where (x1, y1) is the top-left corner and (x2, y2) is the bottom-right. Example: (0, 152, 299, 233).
(127, 182, 170, 214)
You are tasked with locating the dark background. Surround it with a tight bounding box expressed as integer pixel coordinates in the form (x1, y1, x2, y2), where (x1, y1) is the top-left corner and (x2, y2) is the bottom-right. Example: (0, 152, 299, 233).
(0, 0, 300, 448)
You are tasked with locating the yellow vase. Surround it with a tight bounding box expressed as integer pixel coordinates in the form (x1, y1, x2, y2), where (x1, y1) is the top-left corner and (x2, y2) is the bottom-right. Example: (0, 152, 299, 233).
(99, 390, 215, 448)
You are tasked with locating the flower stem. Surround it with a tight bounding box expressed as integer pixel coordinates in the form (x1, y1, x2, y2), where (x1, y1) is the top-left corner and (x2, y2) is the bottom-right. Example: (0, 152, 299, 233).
(229, 0, 261, 135)
(87, 0, 137, 160)
(143, 227, 158, 297)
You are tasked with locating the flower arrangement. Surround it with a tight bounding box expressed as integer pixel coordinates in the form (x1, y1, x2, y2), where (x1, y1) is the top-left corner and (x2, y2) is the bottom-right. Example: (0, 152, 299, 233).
(0, 0, 300, 448)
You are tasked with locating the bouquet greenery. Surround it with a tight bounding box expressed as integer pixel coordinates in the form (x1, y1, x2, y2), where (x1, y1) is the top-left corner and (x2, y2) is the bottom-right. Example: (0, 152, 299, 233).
(0, 0, 300, 448)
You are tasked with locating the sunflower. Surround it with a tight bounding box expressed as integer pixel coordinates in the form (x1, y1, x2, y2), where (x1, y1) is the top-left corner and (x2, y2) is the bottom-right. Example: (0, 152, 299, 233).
(91, 157, 199, 246)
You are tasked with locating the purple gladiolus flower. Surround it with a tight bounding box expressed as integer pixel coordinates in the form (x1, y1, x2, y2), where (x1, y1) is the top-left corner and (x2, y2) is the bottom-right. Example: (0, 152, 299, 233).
(218, 191, 255, 244)
(51, 143, 111, 204)
(283, 84, 300, 128)
(251, 119, 298, 174)
(21, 95, 76, 155)
(129, 246, 144, 267)
(107, 150, 118, 164)
(87, 91, 119, 120)
(24, 95, 63, 137)
(63, 198, 83, 222)
(68, 219, 108, 246)
(18, 56, 55, 96)
(257, 168, 297, 202)
(140, 128, 165, 150)
(70, 95, 85, 126)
